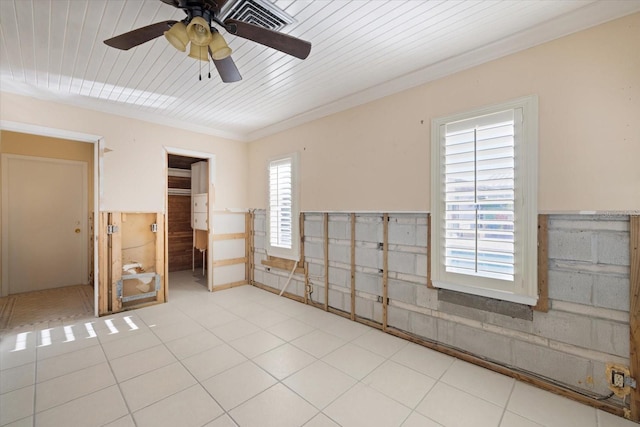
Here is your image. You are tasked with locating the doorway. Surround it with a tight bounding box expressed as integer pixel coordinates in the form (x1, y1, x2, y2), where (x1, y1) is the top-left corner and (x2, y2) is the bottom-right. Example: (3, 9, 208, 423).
(0, 129, 98, 328)
(167, 153, 211, 293)
(2, 155, 88, 294)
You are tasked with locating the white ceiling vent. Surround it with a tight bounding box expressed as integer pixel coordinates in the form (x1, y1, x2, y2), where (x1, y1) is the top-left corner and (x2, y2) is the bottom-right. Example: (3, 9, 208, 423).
(219, 0, 294, 32)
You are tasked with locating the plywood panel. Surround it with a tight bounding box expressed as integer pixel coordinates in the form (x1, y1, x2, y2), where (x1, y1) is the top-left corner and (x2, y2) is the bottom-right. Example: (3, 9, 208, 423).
(168, 175, 191, 189)
(121, 213, 157, 273)
(168, 194, 202, 271)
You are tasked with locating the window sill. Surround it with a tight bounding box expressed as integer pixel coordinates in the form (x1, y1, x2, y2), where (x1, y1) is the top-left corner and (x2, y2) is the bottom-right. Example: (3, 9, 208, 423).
(438, 288, 533, 321)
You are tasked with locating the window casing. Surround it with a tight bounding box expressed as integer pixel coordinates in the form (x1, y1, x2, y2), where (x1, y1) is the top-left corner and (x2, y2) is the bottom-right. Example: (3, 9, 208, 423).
(431, 96, 538, 305)
(266, 153, 300, 261)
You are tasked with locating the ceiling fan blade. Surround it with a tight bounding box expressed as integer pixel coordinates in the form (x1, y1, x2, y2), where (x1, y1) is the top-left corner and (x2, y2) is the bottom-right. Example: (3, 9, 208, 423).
(159, 0, 180, 6)
(104, 20, 176, 50)
(211, 52, 242, 83)
(224, 19, 311, 60)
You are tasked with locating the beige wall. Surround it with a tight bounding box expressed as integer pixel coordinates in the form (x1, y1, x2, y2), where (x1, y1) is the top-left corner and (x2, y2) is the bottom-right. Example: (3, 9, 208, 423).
(1, 131, 94, 211)
(248, 13, 640, 212)
(0, 93, 249, 212)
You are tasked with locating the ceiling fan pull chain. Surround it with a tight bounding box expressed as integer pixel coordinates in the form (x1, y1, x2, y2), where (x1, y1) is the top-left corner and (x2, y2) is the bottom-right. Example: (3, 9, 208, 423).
(208, 58, 211, 79)
(199, 49, 202, 81)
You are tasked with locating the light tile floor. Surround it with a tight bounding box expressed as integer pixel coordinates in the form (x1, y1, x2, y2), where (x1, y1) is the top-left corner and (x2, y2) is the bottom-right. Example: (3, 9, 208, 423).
(0, 271, 636, 427)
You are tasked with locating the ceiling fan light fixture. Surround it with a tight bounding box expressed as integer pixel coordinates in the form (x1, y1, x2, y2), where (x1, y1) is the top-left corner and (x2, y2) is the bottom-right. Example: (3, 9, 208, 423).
(186, 16, 212, 46)
(188, 42, 210, 61)
(164, 22, 189, 52)
(209, 32, 232, 60)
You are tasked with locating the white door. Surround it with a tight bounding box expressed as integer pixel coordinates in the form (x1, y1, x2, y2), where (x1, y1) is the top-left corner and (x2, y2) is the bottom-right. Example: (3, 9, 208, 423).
(2, 155, 88, 295)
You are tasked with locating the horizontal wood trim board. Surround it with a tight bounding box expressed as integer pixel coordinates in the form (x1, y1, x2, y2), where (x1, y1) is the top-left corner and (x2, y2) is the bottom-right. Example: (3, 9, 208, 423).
(212, 257, 247, 267)
(308, 300, 384, 331)
(213, 232, 247, 241)
(212, 281, 248, 291)
(385, 327, 623, 418)
(261, 258, 304, 274)
(251, 281, 305, 303)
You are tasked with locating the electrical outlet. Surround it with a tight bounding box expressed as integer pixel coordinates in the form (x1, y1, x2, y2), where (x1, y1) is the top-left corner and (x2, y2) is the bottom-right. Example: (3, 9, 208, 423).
(606, 363, 633, 398)
(612, 370, 625, 388)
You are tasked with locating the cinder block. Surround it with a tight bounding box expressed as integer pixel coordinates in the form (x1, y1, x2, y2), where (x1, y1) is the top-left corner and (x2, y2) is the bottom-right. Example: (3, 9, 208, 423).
(307, 262, 324, 278)
(329, 220, 350, 240)
(513, 340, 591, 390)
(328, 243, 350, 263)
(355, 221, 383, 243)
(372, 302, 383, 323)
(485, 311, 534, 334)
(387, 279, 417, 304)
(415, 254, 428, 278)
(263, 271, 279, 288)
(387, 305, 410, 332)
(355, 247, 382, 269)
(592, 319, 629, 358)
(305, 241, 324, 259)
(329, 267, 350, 288)
(388, 251, 416, 275)
(388, 223, 417, 246)
(593, 275, 629, 311)
(389, 215, 417, 225)
(328, 289, 348, 312)
(416, 225, 428, 248)
(596, 232, 629, 266)
(416, 286, 438, 310)
(253, 234, 265, 251)
(253, 269, 264, 284)
(355, 297, 374, 320)
(548, 230, 594, 262)
(549, 215, 629, 232)
(282, 278, 304, 298)
(355, 272, 382, 296)
(409, 311, 438, 341)
(254, 216, 266, 232)
(548, 270, 593, 305)
(309, 283, 325, 304)
(449, 322, 513, 365)
(253, 253, 264, 266)
(591, 361, 627, 396)
(304, 219, 324, 238)
(394, 272, 425, 285)
(533, 311, 592, 349)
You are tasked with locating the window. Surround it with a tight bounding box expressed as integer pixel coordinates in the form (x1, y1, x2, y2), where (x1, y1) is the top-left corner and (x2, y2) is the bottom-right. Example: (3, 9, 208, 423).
(267, 153, 300, 261)
(431, 96, 538, 305)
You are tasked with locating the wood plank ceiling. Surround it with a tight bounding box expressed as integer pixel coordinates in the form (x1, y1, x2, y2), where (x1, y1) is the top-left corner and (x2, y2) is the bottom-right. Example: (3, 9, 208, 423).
(1, 0, 639, 141)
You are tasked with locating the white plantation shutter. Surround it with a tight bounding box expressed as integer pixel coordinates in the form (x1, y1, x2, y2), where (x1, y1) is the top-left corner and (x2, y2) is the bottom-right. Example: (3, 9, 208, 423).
(266, 153, 300, 260)
(444, 110, 515, 281)
(269, 158, 292, 248)
(431, 97, 538, 305)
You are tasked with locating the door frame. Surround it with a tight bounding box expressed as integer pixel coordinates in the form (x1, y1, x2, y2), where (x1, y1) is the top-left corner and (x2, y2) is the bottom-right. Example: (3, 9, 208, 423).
(0, 120, 103, 315)
(164, 147, 216, 292)
(1, 154, 88, 295)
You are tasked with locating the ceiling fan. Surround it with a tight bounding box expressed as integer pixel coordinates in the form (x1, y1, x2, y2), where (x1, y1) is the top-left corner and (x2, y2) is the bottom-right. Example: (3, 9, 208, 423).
(103, 0, 312, 83)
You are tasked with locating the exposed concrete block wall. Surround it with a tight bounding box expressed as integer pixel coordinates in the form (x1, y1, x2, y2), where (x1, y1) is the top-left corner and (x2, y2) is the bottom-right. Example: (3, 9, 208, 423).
(252, 211, 630, 398)
(252, 210, 306, 297)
